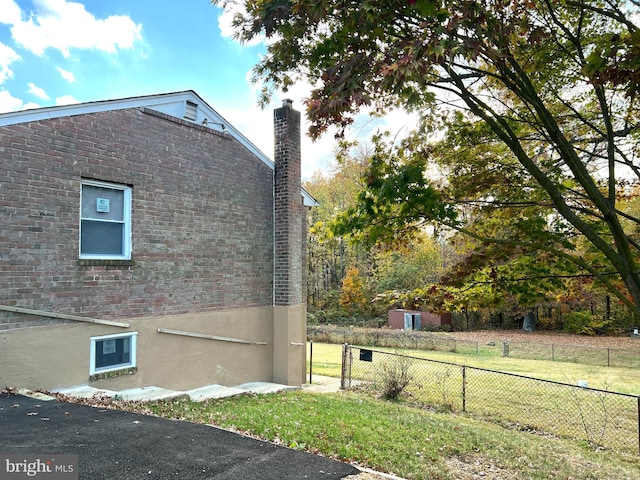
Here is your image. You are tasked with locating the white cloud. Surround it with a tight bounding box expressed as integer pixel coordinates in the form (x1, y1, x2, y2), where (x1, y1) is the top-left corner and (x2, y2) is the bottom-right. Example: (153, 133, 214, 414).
(0, 88, 40, 112)
(0, 88, 23, 111)
(56, 66, 75, 82)
(0, 42, 21, 84)
(217, 7, 237, 40)
(2, 0, 143, 58)
(21, 101, 40, 110)
(55, 94, 78, 105)
(0, 0, 22, 24)
(217, 4, 264, 46)
(28, 81, 49, 99)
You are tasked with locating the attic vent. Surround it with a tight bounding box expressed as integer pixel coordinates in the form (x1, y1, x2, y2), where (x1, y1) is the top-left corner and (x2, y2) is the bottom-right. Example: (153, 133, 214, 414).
(184, 101, 198, 121)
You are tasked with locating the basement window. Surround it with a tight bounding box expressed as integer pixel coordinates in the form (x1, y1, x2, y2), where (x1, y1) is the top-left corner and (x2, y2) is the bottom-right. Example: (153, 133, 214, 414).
(90, 332, 137, 375)
(80, 180, 131, 260)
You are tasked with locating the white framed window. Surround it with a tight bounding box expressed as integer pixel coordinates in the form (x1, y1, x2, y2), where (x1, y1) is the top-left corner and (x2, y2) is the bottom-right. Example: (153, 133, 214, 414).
(90, 332, 137, 375)
(80, 180, 131, 259)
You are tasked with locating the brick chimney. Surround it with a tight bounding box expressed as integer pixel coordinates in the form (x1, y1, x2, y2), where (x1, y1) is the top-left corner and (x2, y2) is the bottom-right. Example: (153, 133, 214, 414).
(272, 99, 306, 385)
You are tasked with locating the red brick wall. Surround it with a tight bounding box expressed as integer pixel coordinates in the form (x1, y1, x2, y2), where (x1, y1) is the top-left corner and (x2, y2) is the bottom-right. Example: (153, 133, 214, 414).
(0, 107, 274, 328)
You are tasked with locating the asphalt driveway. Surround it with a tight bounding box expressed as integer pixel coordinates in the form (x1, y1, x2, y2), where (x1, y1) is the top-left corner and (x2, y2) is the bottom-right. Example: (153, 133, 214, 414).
(0, 392, 360, 479)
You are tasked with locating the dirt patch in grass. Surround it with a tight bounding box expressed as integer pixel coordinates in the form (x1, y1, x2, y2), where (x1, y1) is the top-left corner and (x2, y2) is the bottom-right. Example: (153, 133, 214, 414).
(445, 455, 520, 480)
(449, 330, 640, 350)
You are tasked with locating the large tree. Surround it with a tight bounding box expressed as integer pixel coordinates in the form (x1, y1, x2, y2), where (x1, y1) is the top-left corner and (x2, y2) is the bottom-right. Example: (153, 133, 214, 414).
(215, 0, 640, 315)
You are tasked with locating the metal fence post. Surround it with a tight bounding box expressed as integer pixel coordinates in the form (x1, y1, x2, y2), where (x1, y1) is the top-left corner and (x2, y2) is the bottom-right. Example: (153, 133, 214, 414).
(637, 396, 640, 455)
(552, 343, 555, 362)
(462, 365, 467, 413)
(309, 340, 313, 384)
(341, 343, 351, 390)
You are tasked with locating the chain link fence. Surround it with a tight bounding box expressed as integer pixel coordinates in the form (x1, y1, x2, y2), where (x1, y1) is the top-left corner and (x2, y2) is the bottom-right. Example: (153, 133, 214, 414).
(340, 344, 640, 455)
(307, 325, 640, 368)
(505, 341, 640, 368)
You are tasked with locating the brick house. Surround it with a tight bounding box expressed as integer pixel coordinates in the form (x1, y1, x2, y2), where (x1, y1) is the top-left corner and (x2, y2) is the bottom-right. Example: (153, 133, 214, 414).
(0, 91, 314, 392)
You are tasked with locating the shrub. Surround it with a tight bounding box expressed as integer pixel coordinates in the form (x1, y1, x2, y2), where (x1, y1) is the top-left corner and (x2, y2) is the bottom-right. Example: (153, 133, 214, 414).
(563, 311, 611, 335)
(379, 354, 413, 400)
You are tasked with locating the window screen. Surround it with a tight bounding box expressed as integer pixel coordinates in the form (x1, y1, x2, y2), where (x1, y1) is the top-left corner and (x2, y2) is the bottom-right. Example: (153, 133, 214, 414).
(80, 180, 131, 259)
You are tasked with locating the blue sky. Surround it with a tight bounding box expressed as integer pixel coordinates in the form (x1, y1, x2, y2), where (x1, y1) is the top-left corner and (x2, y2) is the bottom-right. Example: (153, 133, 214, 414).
(0, 0, 351, 177)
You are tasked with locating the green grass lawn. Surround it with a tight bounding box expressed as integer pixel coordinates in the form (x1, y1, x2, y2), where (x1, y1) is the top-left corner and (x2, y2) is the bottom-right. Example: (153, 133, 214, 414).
(133, 391, 640, 480)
